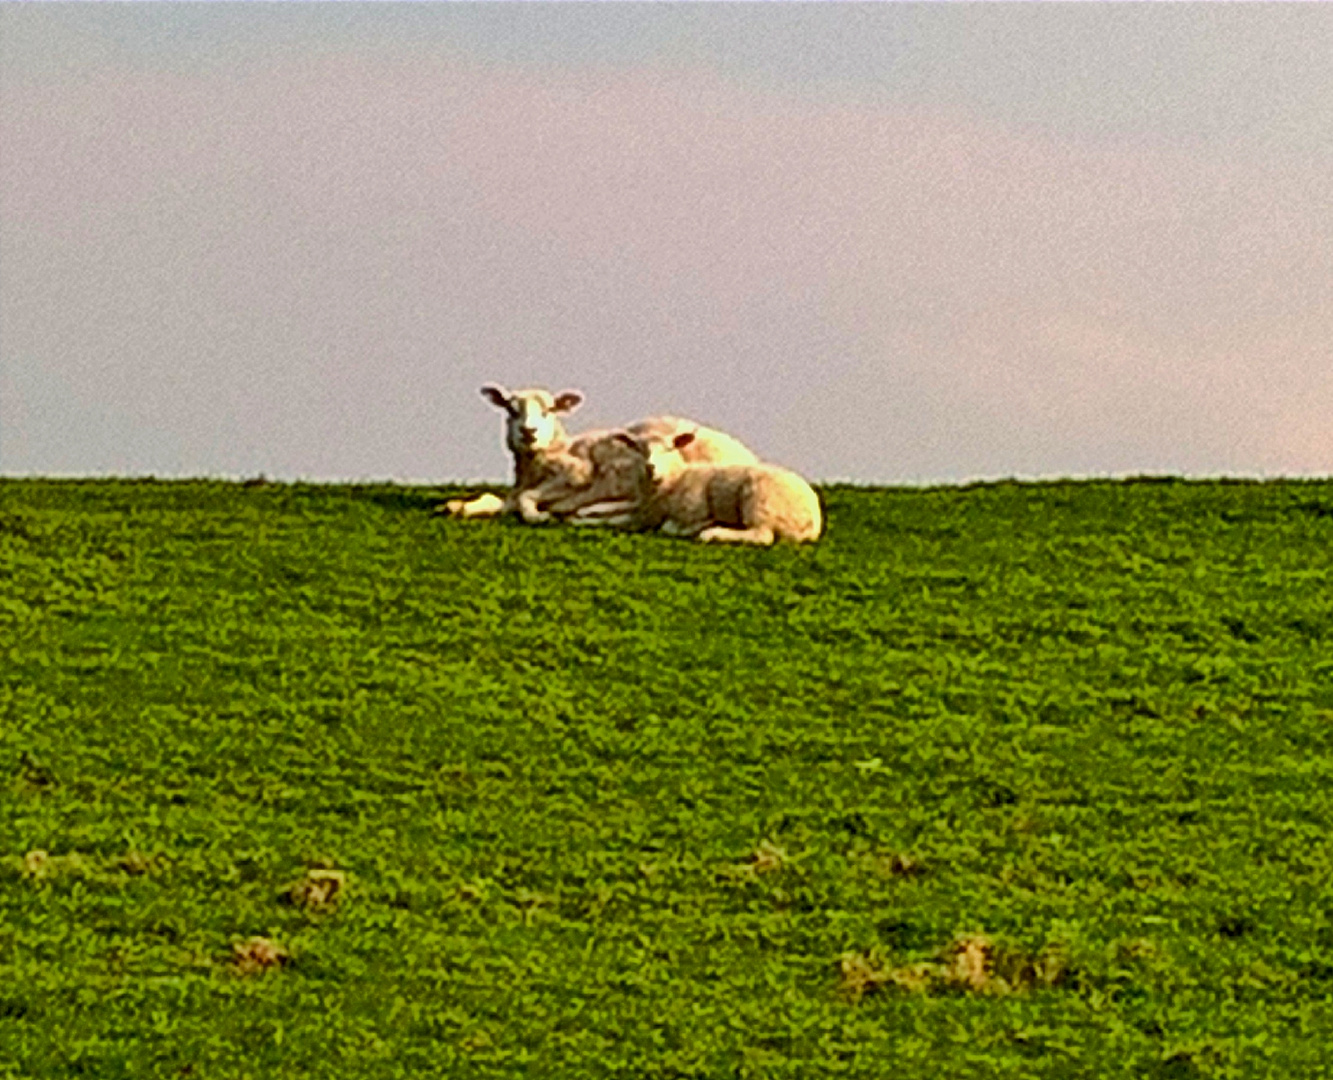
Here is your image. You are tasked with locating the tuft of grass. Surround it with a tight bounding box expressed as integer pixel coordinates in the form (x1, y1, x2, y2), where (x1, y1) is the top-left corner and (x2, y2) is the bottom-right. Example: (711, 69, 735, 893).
(871, 850, 926, 878)
(116, 850, 154, 876)
(286, 867, 347, 912)
(230, 937, 290, 976)
(20, 850, 53, 880)
(747, 839, 787, 875)
(840, 934, 1073, 999)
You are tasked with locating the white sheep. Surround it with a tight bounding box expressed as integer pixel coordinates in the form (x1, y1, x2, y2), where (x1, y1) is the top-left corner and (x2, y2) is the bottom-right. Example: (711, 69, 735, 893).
(584, 430, 823, 545)
(441, 385, 759, 525)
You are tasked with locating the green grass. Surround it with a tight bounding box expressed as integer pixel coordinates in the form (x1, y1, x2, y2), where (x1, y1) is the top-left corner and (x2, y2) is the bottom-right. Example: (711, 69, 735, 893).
(4, 476, 1333, 1078)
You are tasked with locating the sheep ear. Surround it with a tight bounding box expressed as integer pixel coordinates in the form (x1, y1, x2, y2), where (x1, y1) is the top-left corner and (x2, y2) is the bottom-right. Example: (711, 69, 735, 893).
(481, 384, 513, 413)
(612, 431, 639, 450)
(673, 431, 697, 451)
(552, 390, 584, 413)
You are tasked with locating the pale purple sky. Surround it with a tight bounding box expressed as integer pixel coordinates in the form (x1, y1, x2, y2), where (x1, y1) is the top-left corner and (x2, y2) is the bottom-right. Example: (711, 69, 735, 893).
(3, 4, 1332, 484)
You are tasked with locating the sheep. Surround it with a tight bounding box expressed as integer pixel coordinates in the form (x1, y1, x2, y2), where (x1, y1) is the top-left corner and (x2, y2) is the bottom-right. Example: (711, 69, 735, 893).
(584, 430, 823, 545)
(440, 384, 759, 525)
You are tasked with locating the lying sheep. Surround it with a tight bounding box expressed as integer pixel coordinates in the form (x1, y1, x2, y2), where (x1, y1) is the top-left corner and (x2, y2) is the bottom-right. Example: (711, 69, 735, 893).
(584, 430, 823, 545)
(442, 384, 758, 524)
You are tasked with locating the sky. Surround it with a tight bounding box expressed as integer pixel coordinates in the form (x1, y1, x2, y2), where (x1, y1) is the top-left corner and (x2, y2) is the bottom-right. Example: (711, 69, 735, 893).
(3, 4, 1332, 485)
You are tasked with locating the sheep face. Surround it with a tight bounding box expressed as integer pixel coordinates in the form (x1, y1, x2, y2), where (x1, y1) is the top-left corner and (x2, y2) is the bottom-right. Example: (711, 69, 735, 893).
(481, 384, 583, 455)
(615, 430, 695, 489)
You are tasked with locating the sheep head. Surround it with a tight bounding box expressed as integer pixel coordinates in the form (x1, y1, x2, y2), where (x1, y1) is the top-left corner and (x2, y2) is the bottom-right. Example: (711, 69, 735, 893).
(613, 429, 695, 489)
(481, 384, 583, 456)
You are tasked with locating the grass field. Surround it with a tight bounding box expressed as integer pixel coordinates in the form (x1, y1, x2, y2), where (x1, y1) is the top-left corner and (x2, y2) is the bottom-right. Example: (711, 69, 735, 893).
(3, 476, 1333, 1078)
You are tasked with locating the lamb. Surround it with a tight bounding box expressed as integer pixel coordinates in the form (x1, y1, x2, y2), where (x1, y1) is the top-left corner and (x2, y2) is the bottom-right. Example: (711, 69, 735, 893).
(441, 384, 759, 525)
(586, 430, 823, 545)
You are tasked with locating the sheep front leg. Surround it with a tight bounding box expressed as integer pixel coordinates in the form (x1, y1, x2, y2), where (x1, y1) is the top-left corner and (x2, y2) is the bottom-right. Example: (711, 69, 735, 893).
(515, 471, 590, 524)
(520, 455, 618, 524)
(438, 492, 509, 518)
(659, 518, 706, 539)
(515, 487, 555, 524)
(566, 500, 639, 528)
(698, 524, 777, 546)
(543, 483, 634, 523)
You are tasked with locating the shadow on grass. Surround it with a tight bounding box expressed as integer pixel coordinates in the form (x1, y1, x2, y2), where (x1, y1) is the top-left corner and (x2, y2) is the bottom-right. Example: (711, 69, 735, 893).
(347, 485, 470, 515)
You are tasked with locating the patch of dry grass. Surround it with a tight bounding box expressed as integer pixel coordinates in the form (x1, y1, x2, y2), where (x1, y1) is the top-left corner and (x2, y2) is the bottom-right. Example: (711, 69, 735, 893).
(15, 849, 157, 882)
(231, 937, 290, 976)
(870, 851, 926, 879)
(718, 840, 789, 884)
(287, 867, 347, 912)
(839, 935, 1072, 1001)
(117, 850, 154, 876)
(20, 850, 52, 880)
(18, 850, 92, 881)
(748, 840, 787, 876)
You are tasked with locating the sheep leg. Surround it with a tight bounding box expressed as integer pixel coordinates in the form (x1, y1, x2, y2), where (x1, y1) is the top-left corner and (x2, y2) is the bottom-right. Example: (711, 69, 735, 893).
(698, 524, 777, 546)
(515, 456, 604, 523)
(659, 519, 706, 538)
(515, 487, 557, 524)
(516, 475, 590, 523)
(539, 466, 635, 520)
(438, 491, 508, 518)
(543, 486, 620, 518)
(566, 500, 638, 527)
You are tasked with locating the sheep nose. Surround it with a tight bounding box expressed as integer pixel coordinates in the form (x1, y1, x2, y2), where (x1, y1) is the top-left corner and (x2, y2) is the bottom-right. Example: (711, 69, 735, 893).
(518, 429, 537, 445)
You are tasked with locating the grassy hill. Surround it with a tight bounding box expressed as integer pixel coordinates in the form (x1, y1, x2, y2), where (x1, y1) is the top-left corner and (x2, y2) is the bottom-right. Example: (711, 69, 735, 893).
(3, 476, 1333, 1078)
